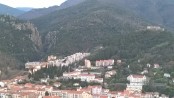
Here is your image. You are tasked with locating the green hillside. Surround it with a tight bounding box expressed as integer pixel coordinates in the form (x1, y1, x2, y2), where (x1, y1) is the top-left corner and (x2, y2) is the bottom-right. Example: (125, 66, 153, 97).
(32, 0, 147, 55)
(0, 15, 41, 79)
(18, 0, 86, 20)
(0, 0, 173, 81)
(31, 0, 174, 66)
(105, 0, 174, 30)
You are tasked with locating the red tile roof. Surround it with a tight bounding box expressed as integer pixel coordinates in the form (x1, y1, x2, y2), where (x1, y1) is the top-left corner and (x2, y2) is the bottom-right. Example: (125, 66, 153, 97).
(43, 96, 60, 98)
(100, 95, 108, 98)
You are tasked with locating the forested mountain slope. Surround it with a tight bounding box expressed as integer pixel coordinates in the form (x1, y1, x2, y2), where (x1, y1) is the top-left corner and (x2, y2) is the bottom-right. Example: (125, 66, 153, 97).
(31, 0, 174, 66)
(32, 0, 146, 55)
(105, 0, 174, 30)
(18, 0, 86, 20)
(0, 15, 42, 78)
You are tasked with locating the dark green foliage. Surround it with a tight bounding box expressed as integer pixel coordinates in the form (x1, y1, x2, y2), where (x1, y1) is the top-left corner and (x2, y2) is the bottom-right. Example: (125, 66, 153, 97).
(0, 15, 41, 78)
(31, 66, 69, 81)
(143, 85, 174, 97)
(0, 15, 40, 62)
(58, 79, 89, 90)
(108, 83, 126, 91)
(100, 0, 174, 30)
(32, 0, 174, 67)
(45, 91, 49, 96)
(32, 0, 146, 55)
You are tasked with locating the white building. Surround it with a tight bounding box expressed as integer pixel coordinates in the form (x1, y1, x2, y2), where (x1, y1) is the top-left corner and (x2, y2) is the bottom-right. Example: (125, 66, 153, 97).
(147, 26, 164, 31)
(77, 74, 95, 82)
(164, 73, 170, 78)
(90, 86, 102, 95)
(127, 74, 147, 92)
(0, 82, 5, 87)
(25, 62, 47, 73)
(154, 64, 160, 69)
(48, 52, 90, 67)
(85, 59, 91, 68)
(96, 59, 114, 67)
(117, 60, 122, 64)
(47, 55, 57, 61)
(63, 71, 81, 78)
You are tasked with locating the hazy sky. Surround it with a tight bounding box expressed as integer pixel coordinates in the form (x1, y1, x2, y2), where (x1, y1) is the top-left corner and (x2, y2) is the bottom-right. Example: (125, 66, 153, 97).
(0, 0, 67, 8)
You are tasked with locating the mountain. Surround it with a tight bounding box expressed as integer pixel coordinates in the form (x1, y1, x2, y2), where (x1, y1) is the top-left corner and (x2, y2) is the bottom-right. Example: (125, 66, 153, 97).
(18, 0, 86, 20)
(18, 6, 59, 20)
(0, 4, 25, 16)
(31, 0, 174, 66)
(32, 0, 147, 55)
(106, 0, 174, 30)
(1, 0, 174, 79)
(16, 7, 33, 12)
(0, 15, 42, 79)
(59, 0, 86, 9)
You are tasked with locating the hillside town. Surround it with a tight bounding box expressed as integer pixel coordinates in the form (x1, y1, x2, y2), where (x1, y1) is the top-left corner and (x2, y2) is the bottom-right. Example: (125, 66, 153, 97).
(0, 52, 171, 98)
(1, 0, 174, 98)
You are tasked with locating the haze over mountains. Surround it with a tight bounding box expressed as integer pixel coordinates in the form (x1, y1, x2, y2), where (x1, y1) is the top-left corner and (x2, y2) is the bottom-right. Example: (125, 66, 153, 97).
(1, 0, 174, 79)
(18, 0, 86, 19)
(0, 4, 25, 16)
(16, 7, 33, 12)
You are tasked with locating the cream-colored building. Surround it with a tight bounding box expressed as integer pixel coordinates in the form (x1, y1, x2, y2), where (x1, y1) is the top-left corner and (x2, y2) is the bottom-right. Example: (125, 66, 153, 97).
(85, 59, 91, 68)
(61, 90, 92, 98)
(127, 74, 147, 92)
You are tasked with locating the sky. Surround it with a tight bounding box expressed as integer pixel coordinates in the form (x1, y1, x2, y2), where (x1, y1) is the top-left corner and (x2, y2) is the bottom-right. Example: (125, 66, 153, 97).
(0, 0, 67, 8)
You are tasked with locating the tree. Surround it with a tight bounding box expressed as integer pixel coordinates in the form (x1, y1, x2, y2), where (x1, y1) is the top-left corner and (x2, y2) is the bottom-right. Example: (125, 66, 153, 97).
(45, 91, 49, 96)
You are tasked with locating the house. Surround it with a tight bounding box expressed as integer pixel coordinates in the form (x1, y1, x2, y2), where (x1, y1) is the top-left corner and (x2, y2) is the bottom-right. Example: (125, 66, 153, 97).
(127, 74, 148, 92)
(147, 26, 164, 31)
(90, 86, 102, 95)
(43, 96, 60, 98)
(50, 90, 62, 97)
(105, 70, 116, 78)
(154, 64, 160, 69)
(117, 60, 122, 64)
(40, 78, 49, 83)
(106, 70, 116, 76)
(63, 71, 81, 78)
(105, 73, 112, 78)
(25, 62, 47, 69)
(37, 89, 46, 96)
(127, 74, 147, 83)
(73, 83, 80, 86)
(24, 83, 34, 88)
(107, 66, 113, 69)
(96, 59, 114, 67)
(0, 82, 5, 87)
(78, 74, 95, 82)
(92, 78, 103, 84)
(141, 69, 148, 75)
(164, 73, 171, 78)
(61, 90, 92, 98)
(147, 63, 151, 68)
(12, 76, 26, 84)
(0, 92, 11, 98)
(53, 82, 61, 88)
(47, 55, 57, 61)
(85, 59, 91, 68)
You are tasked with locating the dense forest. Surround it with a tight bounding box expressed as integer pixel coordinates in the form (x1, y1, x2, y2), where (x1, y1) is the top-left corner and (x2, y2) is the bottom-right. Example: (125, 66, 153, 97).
(0, 15, 41, 78)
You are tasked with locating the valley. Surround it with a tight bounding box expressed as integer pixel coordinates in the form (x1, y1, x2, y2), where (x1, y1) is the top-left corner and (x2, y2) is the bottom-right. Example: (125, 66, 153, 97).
(0, 0, 174, 97)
